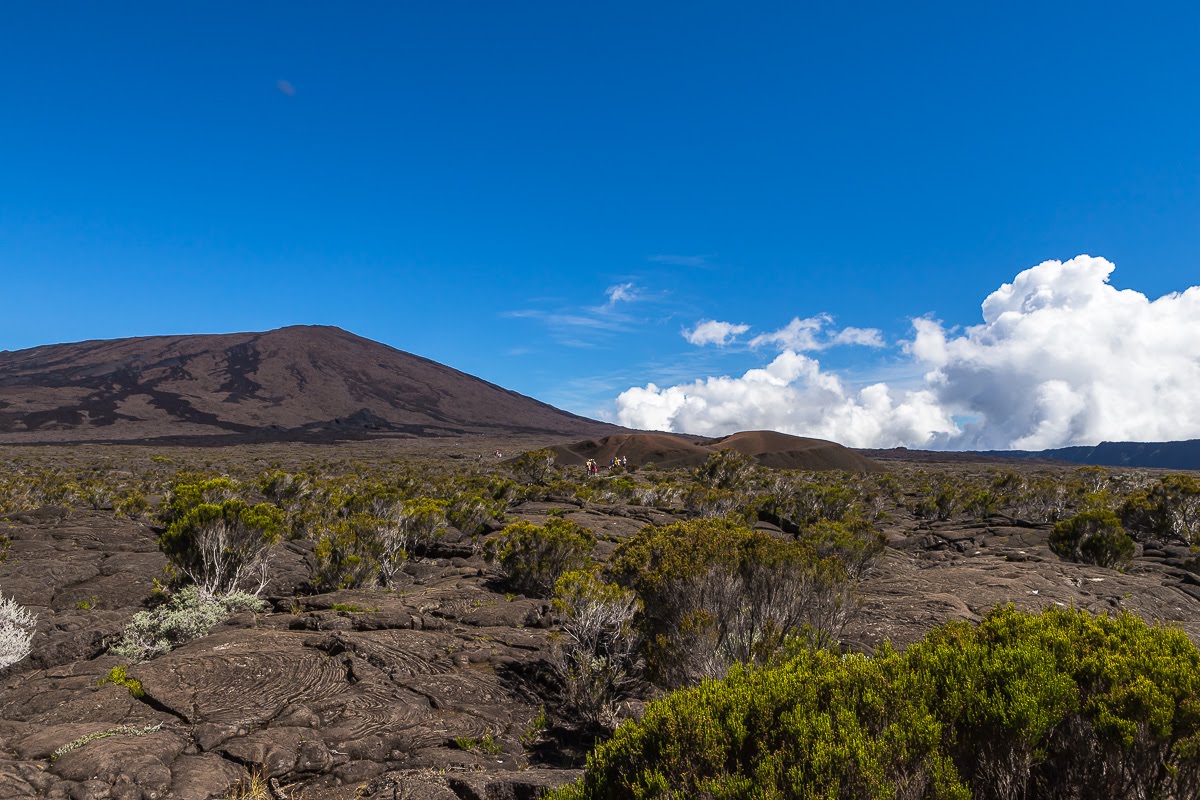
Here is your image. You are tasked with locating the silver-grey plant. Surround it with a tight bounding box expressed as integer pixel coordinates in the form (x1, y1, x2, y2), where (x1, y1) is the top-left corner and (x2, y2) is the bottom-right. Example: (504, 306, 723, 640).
(0, 590, 36, 669)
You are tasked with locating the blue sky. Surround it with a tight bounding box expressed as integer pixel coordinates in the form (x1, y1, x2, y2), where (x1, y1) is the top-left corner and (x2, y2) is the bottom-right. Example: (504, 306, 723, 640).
(2, 3, 1199, 448)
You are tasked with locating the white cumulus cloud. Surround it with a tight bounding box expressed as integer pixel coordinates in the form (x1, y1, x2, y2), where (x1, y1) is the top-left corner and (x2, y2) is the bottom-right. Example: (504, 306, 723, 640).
(683, 319, 750, 346)
(616, 255, 1200, 450)
(616, 350, 957, 448)
(749, 314, 886, 351)
(912, 254, 1200, 449)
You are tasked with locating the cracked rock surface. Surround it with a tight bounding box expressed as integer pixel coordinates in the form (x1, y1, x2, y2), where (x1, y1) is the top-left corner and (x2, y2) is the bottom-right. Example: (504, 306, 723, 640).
(2, 481, 1199, 799)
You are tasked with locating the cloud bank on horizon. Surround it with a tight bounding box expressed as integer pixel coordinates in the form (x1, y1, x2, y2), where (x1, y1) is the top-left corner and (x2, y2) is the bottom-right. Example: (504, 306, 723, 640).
(616, 256, 1200, 450)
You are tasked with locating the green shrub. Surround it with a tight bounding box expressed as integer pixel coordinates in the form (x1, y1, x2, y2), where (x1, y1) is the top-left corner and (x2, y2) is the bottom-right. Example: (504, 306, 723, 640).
(313, 513, 382, 590)
(385, 497, 448, 564)
(551, 569, 642, 729)
(963, 489, 999, 520)
(693, 449, 755, 491)
(158, 500, 285, 597)
(914, 478, 963, 521)
(490, 518, 595, 597)
(1120, 474, 1200, 545)
(447, 492, 502, 536)
(1050, 509, 1135, 569)
(109, 586, 265, 661)
(99, 665, 144, 698)
(762, 479, 858, 530)
(610, 519, 855, 687)
(113, 488, 150, 520)
(159, 477, 240, 526)
(907, 607, 1200, 800)
(552, 643, 965, 800)
(552, 607, 1200, 800)
(1009, 476, 1072, 523)
(454, 733, 502, 754)
(681, 485, 742, 518)
(330, 602, 379, 613)
(801, 516, 886, 581)
(509, 449, 559, 485)
(313, 497, 448, 590)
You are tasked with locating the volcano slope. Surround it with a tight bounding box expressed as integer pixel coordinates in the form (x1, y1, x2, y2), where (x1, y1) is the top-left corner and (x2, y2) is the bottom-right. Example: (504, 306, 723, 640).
(0, 439, 1198, 800)
(0, 326, 616, 444)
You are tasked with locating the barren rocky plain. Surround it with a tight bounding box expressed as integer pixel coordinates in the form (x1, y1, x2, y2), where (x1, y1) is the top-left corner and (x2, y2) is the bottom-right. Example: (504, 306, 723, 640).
(1, 328, 1198, 799)
(1, 434, 1198, 800)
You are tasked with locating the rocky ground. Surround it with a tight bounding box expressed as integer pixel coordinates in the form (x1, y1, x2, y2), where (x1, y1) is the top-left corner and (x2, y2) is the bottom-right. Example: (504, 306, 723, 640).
(1, 458, 1199, 800)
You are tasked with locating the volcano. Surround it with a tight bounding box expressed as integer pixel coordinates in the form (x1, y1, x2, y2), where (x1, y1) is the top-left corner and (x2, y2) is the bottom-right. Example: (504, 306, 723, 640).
(0, 325, 618, 443)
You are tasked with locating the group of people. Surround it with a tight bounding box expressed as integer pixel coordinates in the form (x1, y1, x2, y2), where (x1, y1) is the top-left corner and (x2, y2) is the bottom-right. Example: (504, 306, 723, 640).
(584, 454, 628, 475)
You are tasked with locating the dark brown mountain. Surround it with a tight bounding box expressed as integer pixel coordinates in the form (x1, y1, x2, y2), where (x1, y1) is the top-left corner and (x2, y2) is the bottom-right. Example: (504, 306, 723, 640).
(0, 325, 619, 443)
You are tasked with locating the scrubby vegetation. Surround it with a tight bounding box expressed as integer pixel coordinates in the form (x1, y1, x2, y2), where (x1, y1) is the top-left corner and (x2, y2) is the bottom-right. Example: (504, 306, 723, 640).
(490, 518, 595, 597)
(4, 443, 1200, 797)
(551, 569, 642, 728)
(109, 586, 265, 661)
(159, 496, 285, 598)
(609, 518, 875, 687)
(99, 665, 145, 698)
(551, 606, 1200, 800)
(1121, 473, 1200, 545)
(1049, 509, 1135, 568)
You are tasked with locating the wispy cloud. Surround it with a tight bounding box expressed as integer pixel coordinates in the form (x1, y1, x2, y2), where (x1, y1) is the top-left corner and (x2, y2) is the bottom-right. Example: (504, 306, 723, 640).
(503, 309, 632, 333)
(605, 282, 639, 305)
(503, 284, 653, 348)
(649, 254, 716, 268)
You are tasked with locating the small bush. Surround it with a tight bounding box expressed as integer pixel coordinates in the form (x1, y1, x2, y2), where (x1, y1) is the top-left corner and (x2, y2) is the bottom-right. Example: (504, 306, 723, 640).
(1050, 509, 1135, 569)
(490, 518, 595, 598)
(1121, 474, 1200, 546)
(313, 514, 384, 590)
(1010, 476, 1073, 523)
(379, 497, 448, 581)
(448, 492, 502, 536)
(159, 477, 240, 526)
(99, 665, 145, 698)
(681, 485, 742, 518)
(693, 449, 755, 491)
(0, 590, 36, 669)
(330, 602, 379, 613)
(158, 500, 284, 597)
(802, 515, 886, 581)
(551, 569, 642, 729)
(610, 519, 856, 687)
(454, 733, 502, 754)
(509, 449, 558, 485)
(762, 479, 858, 530)
(109, 586, 264, 661)
(113, 488, 150, 520)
